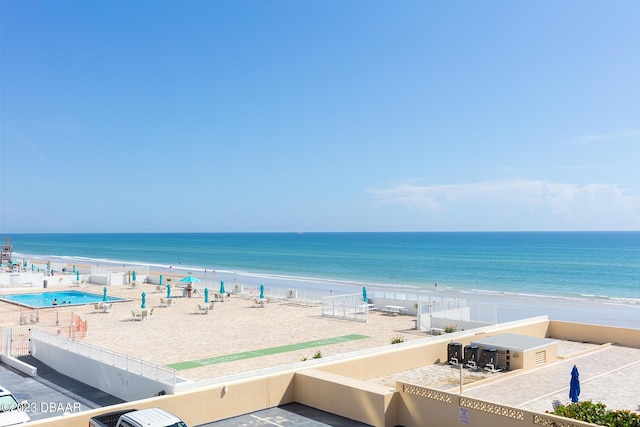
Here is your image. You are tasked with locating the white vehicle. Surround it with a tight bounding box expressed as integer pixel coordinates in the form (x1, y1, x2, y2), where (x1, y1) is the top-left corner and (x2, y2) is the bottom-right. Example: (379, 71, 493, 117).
(89, 408, 187, 427)
(0, 386, 30, 426)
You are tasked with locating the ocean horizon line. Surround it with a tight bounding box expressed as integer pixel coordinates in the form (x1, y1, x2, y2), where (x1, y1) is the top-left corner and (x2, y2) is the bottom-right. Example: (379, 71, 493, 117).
(5, 230, 640, 234)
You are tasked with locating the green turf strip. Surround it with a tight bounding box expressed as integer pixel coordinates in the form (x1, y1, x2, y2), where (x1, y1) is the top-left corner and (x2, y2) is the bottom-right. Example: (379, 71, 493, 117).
(167, 334, 369, 370)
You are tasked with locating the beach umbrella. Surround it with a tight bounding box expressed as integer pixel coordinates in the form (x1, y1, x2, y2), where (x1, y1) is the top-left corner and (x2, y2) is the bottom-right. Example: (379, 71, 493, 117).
(259, 284, 264, 299)
(220, 280, 225, 295)
(141, 292, 146, 309)
(204, 288, 209, 303)
(569, 365, 580, 403)
(362, 286, 368, 303)
(103, 287, 108, 302)
(76, 271, 80, 282)
(167, 284, 171, 298)
(159, 275, 163, 286)
(180, 275, 201, 284)
(31, 264, 34, 271)
(132, 270, 137, 282)
(72, 265, 76, 272)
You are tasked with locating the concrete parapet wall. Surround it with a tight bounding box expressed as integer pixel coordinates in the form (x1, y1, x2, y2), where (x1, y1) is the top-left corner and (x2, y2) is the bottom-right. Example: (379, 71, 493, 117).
(22, 372, 297, 427)
(547, 320, 640, 347)
(295, 369, 397, 427)
(397, 381, 594, 427)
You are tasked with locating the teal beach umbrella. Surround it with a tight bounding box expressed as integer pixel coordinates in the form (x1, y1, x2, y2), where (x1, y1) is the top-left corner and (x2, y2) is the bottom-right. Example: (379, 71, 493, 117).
(103, 287, 108, 302)
(180, 275, 200, 284)
(259, 284, 264, 299)
(76, 271, 80, 282)
(204, 288, 209, 303)
(220, 280, 225, 295)
(72, 265, 76, 272)
(141, 292, 146, 309)
(167, 284, 171, 298)
(159, 275, 163, 286)
(362, 286, 367, 302)
(132, 270, 137, 282)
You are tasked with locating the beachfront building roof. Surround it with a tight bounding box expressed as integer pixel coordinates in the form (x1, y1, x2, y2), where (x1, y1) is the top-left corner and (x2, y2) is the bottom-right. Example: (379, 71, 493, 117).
(8, 315, 639, 427)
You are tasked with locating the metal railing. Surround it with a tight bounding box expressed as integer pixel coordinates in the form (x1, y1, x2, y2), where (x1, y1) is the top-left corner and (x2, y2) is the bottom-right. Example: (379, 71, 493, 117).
(1, 327, 32, 357)
(32, 328, 176, 385)
(322, 293, 368, 322)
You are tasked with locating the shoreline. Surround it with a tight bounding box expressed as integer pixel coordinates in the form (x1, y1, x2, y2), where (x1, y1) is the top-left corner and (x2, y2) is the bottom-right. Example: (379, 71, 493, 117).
(9, 254, 640, 329)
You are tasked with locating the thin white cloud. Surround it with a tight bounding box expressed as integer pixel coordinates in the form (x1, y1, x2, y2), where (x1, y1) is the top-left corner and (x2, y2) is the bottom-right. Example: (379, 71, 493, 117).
(574, 129, 640, 144)
(0, 123, 48, 164)
(367, 180, 640, 230)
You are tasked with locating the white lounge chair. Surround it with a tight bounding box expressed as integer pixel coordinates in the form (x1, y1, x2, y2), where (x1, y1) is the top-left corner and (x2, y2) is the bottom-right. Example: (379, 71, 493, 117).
(131, 310, 142, 321)
(197, 304, 209, 314)
(254, 298, 265, 308)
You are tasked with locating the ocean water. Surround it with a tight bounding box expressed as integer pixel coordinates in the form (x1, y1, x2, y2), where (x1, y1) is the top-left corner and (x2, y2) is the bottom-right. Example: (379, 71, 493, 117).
(7, 232, 639, 305)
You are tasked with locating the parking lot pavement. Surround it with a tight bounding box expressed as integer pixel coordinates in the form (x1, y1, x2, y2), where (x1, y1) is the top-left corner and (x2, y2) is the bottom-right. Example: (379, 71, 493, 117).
(0, 357, 123, 421)
(196, 403, 371, 427)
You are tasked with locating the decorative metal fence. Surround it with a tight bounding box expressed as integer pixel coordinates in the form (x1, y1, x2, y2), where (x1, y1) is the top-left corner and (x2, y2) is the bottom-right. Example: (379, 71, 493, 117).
(1, 327, 32, 357)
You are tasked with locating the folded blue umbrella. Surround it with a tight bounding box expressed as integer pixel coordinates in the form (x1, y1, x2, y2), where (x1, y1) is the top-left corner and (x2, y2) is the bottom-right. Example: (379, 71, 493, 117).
(569, 365, 580, 403)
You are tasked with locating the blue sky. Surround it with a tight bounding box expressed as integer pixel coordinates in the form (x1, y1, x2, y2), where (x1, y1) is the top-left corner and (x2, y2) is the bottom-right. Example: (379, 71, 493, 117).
(1, 1, 639, 232)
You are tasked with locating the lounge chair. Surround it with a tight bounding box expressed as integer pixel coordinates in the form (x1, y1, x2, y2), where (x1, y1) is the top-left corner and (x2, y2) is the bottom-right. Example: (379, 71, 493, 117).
(167, 298, 176, 307)
(100, 303, 112, 313)
(131, 310, 142, 321)
(197, 304, 209, 314)
(254, 298, 265, 308)
(94, 303, 101, 313)
(160, 298, 168, 307)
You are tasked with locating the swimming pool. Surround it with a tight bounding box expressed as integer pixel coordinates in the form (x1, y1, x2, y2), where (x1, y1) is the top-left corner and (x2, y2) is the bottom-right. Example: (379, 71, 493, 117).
(0, 290, 129, 308)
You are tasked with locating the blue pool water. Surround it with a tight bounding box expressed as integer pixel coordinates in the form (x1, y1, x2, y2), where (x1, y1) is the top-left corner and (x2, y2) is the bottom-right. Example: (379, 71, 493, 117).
(0, 290, 128, 308)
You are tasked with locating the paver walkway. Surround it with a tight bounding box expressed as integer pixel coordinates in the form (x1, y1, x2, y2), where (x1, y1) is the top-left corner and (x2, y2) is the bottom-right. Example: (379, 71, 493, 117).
(461, 345, 640, 413)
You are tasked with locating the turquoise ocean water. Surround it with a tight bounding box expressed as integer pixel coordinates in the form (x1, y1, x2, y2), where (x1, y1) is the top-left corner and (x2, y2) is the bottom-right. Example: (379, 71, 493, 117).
(7, 232, 640, 305)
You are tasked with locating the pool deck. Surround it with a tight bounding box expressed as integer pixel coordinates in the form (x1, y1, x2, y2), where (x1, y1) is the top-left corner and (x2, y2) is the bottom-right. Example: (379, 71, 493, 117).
(0, 282, 422, 381)
(2, 280, 640, 416)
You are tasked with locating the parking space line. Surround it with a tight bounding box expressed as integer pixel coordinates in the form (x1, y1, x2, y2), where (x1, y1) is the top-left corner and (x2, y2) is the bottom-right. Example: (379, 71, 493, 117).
(250, 414, 285, 426)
